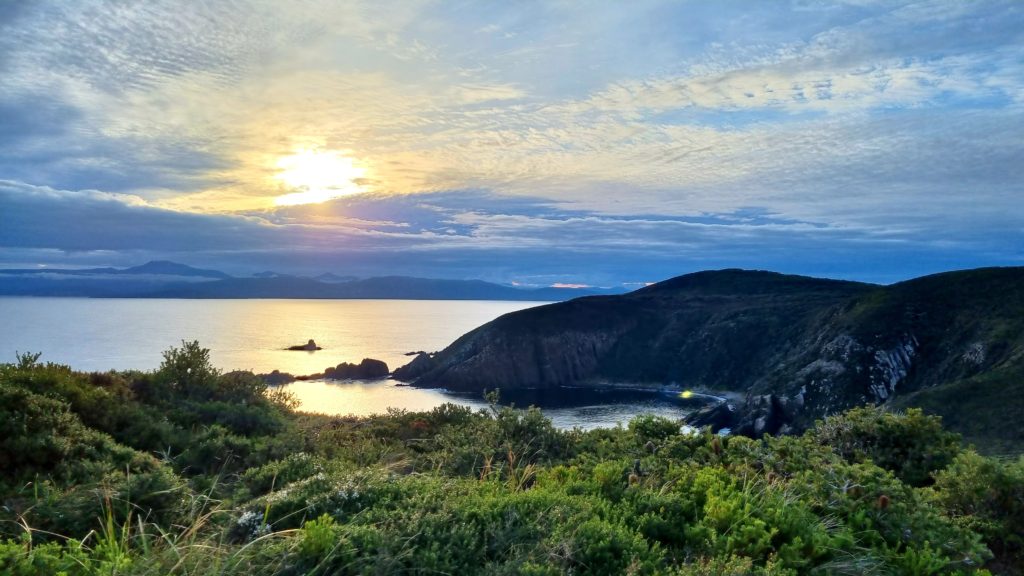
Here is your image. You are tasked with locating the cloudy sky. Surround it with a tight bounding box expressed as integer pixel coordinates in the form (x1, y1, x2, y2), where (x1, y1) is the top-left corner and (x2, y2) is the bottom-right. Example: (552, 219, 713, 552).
(1, 1, 1021, 286)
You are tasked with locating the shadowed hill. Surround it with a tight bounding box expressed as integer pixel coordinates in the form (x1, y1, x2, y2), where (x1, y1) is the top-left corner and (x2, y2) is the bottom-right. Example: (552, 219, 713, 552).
(397, 267, 1024, 449)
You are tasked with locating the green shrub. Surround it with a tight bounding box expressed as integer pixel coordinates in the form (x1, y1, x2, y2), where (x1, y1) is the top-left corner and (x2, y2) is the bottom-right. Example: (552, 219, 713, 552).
(155, 340, 221, 400)
(294, 514, 353, 574)
(810, 407, 963, 486)
(239, 453, 326, 498)
(628, 414, 681, 442)
(934, 451, 1024, 573)
(552, 517, 662, 575)
(0, 536, 95, 576)
(0, 383, 153, 487)
(670, 555, 791, 576)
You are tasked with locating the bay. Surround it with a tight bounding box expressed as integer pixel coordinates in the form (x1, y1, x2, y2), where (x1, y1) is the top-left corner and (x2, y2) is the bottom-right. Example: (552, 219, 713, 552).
(0, 297, 708, 429)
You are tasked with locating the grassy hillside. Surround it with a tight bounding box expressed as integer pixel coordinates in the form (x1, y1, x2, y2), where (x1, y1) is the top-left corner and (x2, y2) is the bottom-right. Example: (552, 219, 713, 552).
(893, 368, 1024, 456)
(2, 343, 1023, 574)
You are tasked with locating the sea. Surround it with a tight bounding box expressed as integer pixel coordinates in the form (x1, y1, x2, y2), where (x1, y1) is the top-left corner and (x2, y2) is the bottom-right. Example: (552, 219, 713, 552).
(0, 297, 709, 429)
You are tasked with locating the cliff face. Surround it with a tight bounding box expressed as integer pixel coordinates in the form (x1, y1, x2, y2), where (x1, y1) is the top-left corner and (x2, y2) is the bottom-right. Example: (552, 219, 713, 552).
(398, 268, 1024, 446)
(403, 297, 644, 389)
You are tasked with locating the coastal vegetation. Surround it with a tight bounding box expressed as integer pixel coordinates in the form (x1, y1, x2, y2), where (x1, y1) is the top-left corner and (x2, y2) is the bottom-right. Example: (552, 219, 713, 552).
(1, 343, 1022, 575)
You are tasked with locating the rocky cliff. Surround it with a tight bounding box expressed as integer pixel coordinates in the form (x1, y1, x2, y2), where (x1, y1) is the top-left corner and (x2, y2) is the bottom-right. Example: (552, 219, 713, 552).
(397, 268, 1024, 448)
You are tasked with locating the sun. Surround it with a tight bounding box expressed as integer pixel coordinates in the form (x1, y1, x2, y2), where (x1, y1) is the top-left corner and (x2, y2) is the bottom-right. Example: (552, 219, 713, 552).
(273, 149, 367, 206)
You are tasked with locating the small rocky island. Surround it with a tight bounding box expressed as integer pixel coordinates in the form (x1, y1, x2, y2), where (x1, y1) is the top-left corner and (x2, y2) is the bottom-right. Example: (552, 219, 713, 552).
(258, 358, 390, 384)
(286, 339, 322, 351)
(322, 358, 389, 380)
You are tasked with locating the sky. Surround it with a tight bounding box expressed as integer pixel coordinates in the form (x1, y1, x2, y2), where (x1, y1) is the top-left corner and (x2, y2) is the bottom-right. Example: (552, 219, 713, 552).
(1, 0, 1022, 286)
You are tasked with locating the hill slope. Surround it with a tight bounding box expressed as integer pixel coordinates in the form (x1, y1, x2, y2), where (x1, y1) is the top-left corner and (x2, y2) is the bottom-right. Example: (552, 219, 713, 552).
(396, 267, 1024, 448)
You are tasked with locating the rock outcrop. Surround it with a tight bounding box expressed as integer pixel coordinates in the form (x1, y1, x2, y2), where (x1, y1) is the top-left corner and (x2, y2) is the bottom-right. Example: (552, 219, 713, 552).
(322, 358, 390, 380)
(393, 352, 437, 381)
(287, 339, 322, 351)
(260, 358, 390, 383)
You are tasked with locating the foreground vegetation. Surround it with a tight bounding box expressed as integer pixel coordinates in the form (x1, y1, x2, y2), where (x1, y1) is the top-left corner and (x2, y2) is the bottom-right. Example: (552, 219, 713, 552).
(1, 343, 1022, 575)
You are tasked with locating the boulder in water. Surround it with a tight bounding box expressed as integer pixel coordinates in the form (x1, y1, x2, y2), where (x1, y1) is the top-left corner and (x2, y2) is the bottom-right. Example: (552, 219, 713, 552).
(287, 339, 322, 351)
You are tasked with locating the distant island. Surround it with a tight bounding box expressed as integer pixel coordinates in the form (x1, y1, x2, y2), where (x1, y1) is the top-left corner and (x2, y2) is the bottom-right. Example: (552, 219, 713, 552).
(0, 260, 625, 301)
(394, 266, 1024, 453)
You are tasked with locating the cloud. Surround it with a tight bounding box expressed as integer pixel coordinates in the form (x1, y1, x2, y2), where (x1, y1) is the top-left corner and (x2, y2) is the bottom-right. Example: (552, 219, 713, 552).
(0, 1, 1022, 284)
(3, 181, 1018, 286)
(3, 1, 1021, 208)
(0, 180, 274, 252)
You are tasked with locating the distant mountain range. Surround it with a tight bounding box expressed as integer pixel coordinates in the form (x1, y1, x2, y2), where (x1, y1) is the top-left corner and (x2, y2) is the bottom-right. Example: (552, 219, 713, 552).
(394, 267, 1024, 452)
(0, 261, 623, 301)
(0, 260, 230, 279)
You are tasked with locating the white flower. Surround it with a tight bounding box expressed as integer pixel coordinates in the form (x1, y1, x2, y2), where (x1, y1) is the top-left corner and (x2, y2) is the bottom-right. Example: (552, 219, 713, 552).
(236, 510, 270, 538)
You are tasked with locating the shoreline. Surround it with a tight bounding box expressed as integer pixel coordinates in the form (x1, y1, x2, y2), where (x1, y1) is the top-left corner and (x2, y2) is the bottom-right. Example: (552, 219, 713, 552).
(406, 377, 738, 404)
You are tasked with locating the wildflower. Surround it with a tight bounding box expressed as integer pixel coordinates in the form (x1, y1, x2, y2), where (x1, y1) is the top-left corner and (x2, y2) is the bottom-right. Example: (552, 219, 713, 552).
(236, 510, 270, 539)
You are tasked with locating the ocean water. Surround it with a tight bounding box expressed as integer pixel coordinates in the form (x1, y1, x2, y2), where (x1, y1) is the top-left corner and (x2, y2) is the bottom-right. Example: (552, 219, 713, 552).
(0, 297, 709, 429)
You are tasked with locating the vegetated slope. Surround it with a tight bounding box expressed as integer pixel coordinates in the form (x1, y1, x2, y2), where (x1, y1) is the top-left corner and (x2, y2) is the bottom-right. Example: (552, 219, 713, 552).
(3, 346, 1023, 574)
(398, 267, 1024, 448)
(881, 268, 1024, 454)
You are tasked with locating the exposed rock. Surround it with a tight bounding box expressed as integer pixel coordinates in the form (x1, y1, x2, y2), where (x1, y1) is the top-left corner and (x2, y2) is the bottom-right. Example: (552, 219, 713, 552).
(287, 339, 322, 351)
(732, 394, 792, 438)
(684, 402, 737, 431)
(796, 359, 846, 379)
(259, 370, 296, 385)
(265, 358, 390, 382)
(820, 334, 861, 362)
(687, 394, 804, 438)
(323, 358, 389, 380)
(867, 336, 917, 402)
(962, 342, 985, 365)
(393, 352, 437, 382)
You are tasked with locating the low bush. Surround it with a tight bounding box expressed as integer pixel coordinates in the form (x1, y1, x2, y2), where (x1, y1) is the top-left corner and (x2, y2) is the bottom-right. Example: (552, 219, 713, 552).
(934, 451, 1024, 573)
(810, 406, 963, 486)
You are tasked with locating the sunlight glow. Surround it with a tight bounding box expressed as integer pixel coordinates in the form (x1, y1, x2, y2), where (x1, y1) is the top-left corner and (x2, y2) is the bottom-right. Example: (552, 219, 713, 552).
(680, 390, 694, 399)
(273, 149, 367, 206)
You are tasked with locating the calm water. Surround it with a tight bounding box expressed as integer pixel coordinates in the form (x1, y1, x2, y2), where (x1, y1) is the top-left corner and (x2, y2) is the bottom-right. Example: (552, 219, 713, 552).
(282, 380, 710, 430)
(0, 298, 709, 429)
